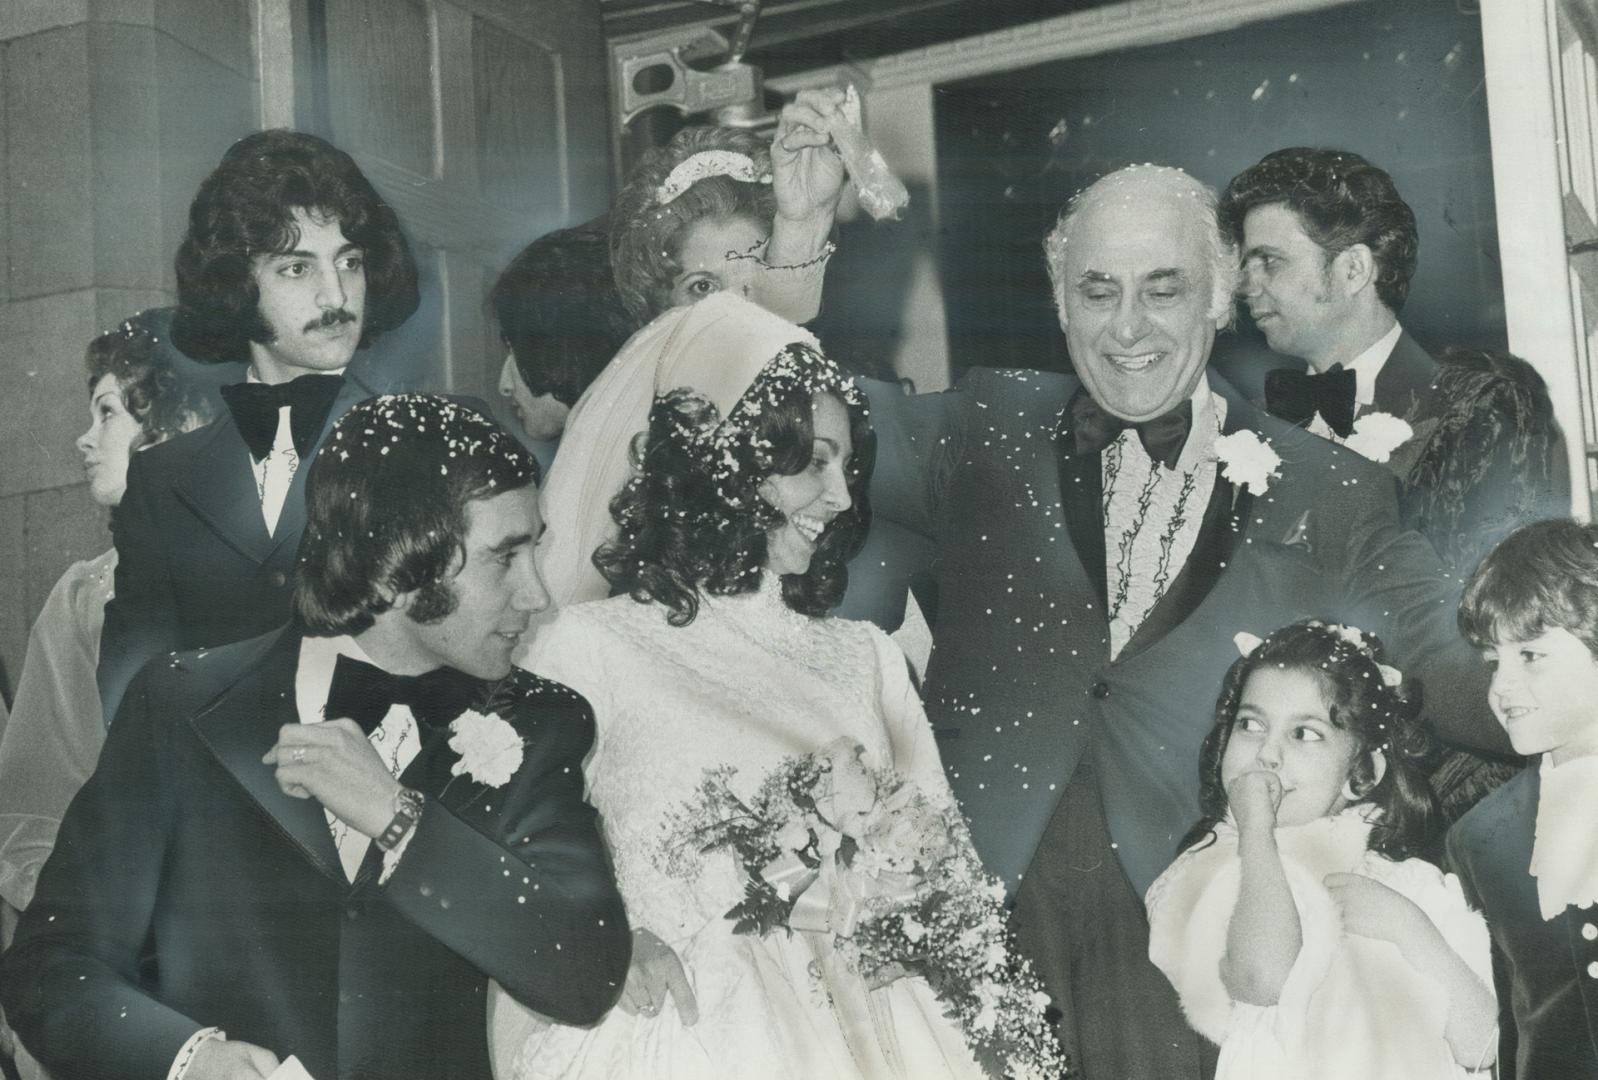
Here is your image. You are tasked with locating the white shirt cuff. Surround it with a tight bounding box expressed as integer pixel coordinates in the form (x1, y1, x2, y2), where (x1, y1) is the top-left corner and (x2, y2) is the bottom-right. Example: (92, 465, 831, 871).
(169, 1027, 226, 1080)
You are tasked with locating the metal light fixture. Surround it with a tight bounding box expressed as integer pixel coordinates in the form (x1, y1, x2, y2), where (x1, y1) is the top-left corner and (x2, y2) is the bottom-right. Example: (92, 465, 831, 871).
(609, 0, 773, 132)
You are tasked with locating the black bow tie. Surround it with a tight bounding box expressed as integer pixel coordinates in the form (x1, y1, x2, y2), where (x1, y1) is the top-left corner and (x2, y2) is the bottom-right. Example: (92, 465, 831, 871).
(323, 653, 487, 735)
(1264, 365, 1357, 438)
(1067, 389, 1193, 471)
(221, 374, 345, 463)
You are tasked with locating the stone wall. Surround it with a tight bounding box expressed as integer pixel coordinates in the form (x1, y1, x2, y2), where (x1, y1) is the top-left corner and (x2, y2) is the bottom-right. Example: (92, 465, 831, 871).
(0, 1, 258, 698)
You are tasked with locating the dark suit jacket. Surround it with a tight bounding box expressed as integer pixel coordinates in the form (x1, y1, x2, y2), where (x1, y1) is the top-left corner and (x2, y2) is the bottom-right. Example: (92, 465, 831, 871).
(1447, 767, 1598, 1080)
(871, 367, 1506, 898)
(1215, 328, 1437, 481)
(3, 628, 630, 1080)
(1369, 329, 1438, 424)
(97, 371, 381, 727)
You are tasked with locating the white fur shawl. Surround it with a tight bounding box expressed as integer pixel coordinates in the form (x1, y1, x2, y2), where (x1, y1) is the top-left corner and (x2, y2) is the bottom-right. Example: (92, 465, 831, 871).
(1145, 808, 1493, 1080)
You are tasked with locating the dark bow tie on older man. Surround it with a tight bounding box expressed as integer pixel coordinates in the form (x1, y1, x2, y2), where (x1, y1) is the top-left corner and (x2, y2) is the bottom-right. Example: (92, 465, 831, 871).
(220, 373, 346, 462)
(1263, 364, 1358, 438)
(1068, 388, 1194, 471)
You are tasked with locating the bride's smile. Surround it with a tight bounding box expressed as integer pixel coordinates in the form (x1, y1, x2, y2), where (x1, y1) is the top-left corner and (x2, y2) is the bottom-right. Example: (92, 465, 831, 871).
(759, 392, 855, 577)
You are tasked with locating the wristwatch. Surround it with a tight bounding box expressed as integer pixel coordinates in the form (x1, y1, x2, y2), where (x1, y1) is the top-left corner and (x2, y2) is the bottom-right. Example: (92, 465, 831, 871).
(376, 786, 424, 851)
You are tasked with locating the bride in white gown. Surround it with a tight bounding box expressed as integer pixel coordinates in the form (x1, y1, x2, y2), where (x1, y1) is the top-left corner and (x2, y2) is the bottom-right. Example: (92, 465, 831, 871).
(489, 293, 988, 1079)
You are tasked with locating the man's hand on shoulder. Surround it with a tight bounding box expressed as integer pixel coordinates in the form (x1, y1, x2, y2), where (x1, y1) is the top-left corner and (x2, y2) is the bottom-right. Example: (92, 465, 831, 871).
(186, 1039, 279, 1080)
(263, 720, 402, 839)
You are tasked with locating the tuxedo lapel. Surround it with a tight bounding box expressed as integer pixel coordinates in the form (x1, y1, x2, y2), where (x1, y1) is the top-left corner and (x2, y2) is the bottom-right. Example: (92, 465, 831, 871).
(1053, 408, 1109, 613)
(171, 416, 277, 566)
(262, 369, 382, 562)
(1119, 376, 1257, 659)
(190, 629, 345, 882)
(1122, 473, 1250, 658)
(1370, 332, 1436, 420)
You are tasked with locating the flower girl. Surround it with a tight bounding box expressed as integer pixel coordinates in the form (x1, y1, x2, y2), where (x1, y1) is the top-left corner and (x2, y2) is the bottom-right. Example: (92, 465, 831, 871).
(1145, 620, 1497, 1079)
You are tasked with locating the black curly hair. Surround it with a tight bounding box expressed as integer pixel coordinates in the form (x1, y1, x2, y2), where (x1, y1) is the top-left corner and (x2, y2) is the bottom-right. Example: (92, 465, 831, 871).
(171, 129, 420, 365)
(1402, 349, 1568, 573)
(1178, 620, 1440, 863)
(85, 310, 212, 450)
(295, 394, 540, 637)
(594, 362, 873, 626)
(610, 126, 777, 326)
(489, 217, 633, 407)
(1221, 147, 1418, 314)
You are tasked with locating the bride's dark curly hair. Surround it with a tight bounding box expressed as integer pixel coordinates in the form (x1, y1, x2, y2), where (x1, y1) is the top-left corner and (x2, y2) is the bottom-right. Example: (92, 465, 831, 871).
(595, 366, 874, 626)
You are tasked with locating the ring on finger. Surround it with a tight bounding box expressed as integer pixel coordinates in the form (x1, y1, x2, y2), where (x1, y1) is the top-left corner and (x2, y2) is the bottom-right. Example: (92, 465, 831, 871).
(291, 747, 307, 763)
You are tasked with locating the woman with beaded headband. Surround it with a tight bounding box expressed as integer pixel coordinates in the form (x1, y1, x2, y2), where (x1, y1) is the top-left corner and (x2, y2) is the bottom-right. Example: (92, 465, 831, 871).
(1144, 619, 1497, 1079)
(490, 293, 989, 1079)
(0, 312, 211, 945)
(609, 89, 866, 331)
(540, 92, 875, 611)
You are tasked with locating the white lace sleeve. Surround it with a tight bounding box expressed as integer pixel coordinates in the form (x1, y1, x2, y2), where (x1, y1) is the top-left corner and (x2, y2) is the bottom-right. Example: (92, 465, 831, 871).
(866, 625, 948, 803)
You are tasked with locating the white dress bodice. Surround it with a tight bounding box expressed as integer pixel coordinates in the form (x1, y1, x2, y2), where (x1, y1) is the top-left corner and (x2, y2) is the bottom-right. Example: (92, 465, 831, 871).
(489, 577, 982, 1080)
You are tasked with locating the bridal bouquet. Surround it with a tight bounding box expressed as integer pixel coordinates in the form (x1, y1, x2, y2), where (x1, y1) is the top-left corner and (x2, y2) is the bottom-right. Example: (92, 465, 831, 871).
(658, 737, 1068, 1080)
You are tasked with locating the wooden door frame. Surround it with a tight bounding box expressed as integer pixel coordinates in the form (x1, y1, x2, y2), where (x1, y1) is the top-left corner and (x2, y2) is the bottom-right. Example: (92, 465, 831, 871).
(1480, 0, 1593, 520)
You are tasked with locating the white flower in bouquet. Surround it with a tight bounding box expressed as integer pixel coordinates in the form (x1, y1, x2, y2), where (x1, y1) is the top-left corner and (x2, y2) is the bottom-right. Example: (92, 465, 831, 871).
(774, 816, 813, 855)
(656, 741, 1070, 1077)
(812, 737, 877, 835)
(973, 982, 1004, 1033)
(447, 709, 523, 788)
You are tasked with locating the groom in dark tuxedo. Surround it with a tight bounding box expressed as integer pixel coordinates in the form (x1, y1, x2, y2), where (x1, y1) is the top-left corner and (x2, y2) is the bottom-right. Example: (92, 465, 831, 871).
(870, 164, 1509, 1079)
(98, 129, 421, 725)
(4, 395, 630, 1080)
(1218, 148, 1435, 465)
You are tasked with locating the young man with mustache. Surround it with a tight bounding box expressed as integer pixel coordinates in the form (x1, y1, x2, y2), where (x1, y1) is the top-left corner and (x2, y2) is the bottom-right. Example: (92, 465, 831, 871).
(97, 130, 421, 725)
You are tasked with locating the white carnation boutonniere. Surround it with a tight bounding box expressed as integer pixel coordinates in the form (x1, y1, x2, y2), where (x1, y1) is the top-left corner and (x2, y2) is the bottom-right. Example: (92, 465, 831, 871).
(448, 709, 524, 788)
(1213, 429, 1282, 496)
(1341, 411, 1413, 464)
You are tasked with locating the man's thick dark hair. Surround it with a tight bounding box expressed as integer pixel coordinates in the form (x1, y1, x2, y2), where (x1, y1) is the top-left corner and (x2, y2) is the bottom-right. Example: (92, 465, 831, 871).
(86, 310, 213, 451)
(490, 218, 632, 407)
(1220, 147, 1419, 314)
(295, 394, 539, 636)
(610, 126, 777, 326)
(595, 382, 873, 625)
(171, 130, 420, 364)
(1179, 620, 1440, 863)
(1459, 519, 1598, 659)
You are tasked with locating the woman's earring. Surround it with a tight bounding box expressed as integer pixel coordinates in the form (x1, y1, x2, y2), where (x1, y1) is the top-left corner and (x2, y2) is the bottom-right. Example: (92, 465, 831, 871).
(1341, 778, 1363, 803)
